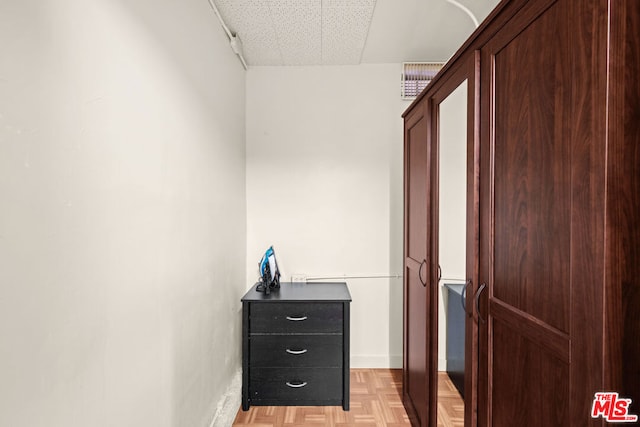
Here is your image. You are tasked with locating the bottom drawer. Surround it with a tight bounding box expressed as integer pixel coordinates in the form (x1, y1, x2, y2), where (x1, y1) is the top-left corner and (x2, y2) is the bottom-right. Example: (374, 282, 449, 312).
(249, 367, 342, 405)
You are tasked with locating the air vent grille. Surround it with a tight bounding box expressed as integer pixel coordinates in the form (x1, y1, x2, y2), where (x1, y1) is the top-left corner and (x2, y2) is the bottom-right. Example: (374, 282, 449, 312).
(402, 62, 445, 99)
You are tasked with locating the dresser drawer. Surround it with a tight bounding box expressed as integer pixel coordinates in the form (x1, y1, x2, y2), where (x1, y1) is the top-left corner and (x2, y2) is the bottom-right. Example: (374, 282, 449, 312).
(250, 335, 342, 368)
(249, 367, 342, 404)
(250, 302, 343, 334)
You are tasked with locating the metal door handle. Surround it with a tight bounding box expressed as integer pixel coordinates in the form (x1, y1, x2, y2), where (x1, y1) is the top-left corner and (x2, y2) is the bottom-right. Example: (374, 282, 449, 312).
(419, 260, 427, 287)
(286, 316, 308, 321)
(437, 265, 442, 282)
(286, 381, 308, 388)
(475, 283, 486, 324)
(286, 349, 308, 355)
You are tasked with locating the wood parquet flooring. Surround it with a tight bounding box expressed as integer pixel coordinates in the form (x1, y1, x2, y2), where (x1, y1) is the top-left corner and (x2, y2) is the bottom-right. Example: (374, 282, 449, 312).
(232, 369, 464, 427)
(436, 372, 464, 427)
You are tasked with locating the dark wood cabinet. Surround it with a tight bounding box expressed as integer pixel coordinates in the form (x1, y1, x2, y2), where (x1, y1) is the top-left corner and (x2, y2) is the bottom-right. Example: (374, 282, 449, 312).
(241, 282, 351, 410)
(404, 52, 480, 427)
(402, 0, 640, 426)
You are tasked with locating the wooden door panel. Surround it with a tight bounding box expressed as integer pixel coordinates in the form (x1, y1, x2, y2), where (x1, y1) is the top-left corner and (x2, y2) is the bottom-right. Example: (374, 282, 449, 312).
(407, 115, 428, 264)
(406, 269, 428, 424)
(491, 320, 569, 426)
(492, 2, 570, 334)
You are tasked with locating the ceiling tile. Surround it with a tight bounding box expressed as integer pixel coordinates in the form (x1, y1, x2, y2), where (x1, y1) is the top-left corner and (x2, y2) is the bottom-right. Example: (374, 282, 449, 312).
(212, 0, 500, 66)
(321, 0, 376, 64)
(214, 0, 282, 65)
(268, 0, 322, 65)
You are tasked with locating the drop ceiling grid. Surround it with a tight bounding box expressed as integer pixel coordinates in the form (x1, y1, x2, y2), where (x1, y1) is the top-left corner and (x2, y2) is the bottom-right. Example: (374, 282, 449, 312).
(213, 0, 378, 66)
(214, 0, 283, 65)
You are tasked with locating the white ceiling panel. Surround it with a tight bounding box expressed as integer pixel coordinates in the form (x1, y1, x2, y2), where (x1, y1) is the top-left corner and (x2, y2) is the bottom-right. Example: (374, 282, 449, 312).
(211, 0, 501, 66)
(214, 0, 282, 65)
(268, 0, 322, 65)
(321, 0, 376, 64)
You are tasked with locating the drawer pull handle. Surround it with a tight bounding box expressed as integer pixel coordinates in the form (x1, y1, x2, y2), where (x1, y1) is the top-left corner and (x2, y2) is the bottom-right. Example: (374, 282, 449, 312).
(286, 381, 308, 388)
(286, 348, 308, 355)
(285, 316, 308, 321)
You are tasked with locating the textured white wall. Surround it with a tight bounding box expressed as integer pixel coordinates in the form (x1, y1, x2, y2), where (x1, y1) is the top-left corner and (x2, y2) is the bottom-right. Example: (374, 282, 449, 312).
(0, 1, 246, 426)
(246, 65, 407, 368)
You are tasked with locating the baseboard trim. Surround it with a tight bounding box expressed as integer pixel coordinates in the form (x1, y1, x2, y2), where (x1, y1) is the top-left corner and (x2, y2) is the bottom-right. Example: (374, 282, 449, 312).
(351, 354, 402, 369)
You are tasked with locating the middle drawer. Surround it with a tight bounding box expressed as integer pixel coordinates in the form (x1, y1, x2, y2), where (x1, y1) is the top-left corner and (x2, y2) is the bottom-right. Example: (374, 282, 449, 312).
(250, 335, 342, 368)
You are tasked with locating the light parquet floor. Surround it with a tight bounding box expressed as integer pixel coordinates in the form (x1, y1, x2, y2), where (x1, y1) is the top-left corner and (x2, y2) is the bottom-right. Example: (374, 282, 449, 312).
(233, 369, 464, 427)
(437, 372, 464, 427)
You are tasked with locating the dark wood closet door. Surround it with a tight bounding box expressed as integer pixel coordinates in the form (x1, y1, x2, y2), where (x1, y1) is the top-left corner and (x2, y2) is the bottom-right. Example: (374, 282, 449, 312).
(478, 1, 605, 425)
(402, 0, 639, 425)
(403, 103, 431, 427)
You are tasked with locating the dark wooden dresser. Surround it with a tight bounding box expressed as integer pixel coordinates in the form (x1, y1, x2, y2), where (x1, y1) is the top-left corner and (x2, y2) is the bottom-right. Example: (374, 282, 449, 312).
(241, 282, 351, 410)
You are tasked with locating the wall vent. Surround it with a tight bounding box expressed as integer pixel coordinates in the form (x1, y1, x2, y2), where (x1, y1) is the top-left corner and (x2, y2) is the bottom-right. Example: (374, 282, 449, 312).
(402, 62, 445, 99)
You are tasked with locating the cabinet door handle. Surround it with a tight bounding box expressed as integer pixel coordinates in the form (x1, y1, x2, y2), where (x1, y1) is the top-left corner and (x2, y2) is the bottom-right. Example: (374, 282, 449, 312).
(437, 264, 442, 282)
(418, 260, 427, 287)
(286, 381, 308, 388)
(475, 282, 487, 324)
(286, 316, 308, 321)
(286, 349, 308, 355)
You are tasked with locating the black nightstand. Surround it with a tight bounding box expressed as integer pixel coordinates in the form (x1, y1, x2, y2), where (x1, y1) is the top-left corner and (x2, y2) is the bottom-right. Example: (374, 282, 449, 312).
(241, 282, 351, 410)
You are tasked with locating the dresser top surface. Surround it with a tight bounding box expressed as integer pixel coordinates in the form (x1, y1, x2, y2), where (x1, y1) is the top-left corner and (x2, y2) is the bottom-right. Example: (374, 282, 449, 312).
(241, 282, 351, 303)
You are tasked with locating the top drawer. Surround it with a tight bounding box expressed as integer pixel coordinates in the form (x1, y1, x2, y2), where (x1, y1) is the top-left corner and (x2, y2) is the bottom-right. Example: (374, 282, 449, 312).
(249, 302, 343, 334)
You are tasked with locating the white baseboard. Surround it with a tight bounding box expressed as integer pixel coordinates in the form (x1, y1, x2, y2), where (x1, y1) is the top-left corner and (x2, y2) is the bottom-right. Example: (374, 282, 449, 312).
(209, 369, 242, 427)
(351, 354, 402, 369)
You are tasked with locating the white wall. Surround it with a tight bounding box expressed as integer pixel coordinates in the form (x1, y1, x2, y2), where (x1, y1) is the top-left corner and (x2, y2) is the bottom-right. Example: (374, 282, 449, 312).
(246, 65, 407, 368)
(437, 81, 468, 370)
(0, 1, 245, 426)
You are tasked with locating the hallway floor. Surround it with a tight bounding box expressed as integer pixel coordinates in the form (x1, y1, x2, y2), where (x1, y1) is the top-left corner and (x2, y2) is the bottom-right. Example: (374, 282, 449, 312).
(233, 369, 463, 426)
